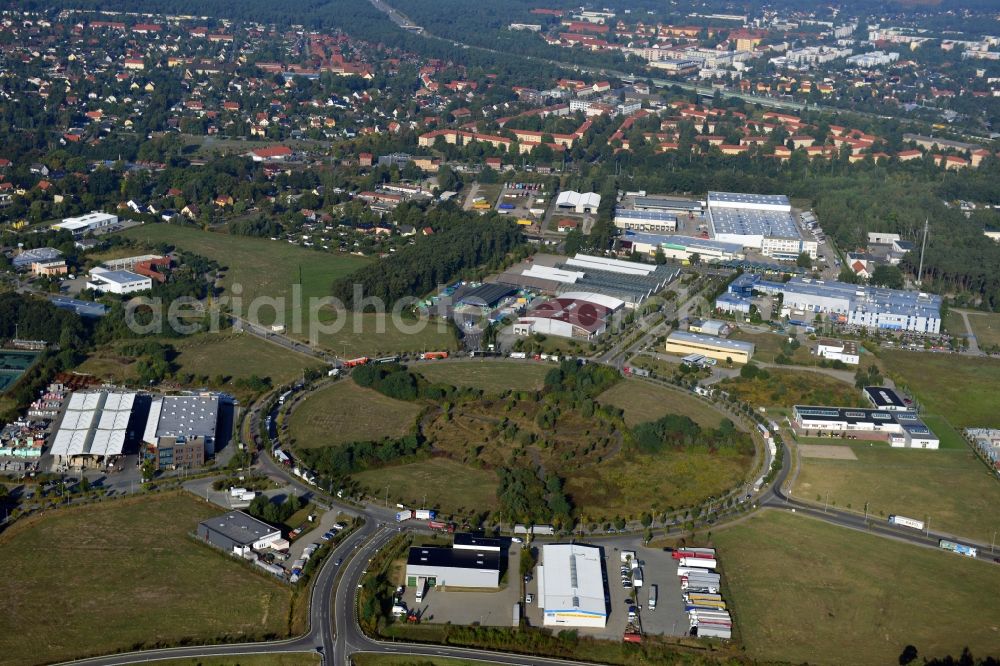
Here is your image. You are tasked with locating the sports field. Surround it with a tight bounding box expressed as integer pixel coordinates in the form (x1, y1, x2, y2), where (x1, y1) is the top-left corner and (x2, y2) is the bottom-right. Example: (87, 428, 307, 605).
(352, 458, 499, 514)
(881, 351, 1000, 428)
(597, 379, 731, 429)
(0, 492, 292, 665)
(122, 224, 455, 356)
(715, 510, 1000, 666)
(793, 444, 1000, 543)
(288, 381, 423, 448)
(413, 360, 549, 393)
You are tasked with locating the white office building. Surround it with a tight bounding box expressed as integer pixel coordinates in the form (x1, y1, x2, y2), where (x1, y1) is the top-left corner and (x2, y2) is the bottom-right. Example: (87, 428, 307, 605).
(778, 277, 942, 333)
(52, 211, 118, 237)
(87, 267, 152, 295)
(613, 208, 678, 233)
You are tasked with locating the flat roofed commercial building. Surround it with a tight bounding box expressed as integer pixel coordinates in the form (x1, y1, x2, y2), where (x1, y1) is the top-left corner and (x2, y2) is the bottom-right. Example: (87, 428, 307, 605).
(405, 546, 501, 588)
(515, 298, 613, 339)
(792, 405, 938, 449)
(666, 330, 754, 364)
(536, 544, 607, 628)
(453, 533, 503, 552)
(143, 395, 220, 469)
(633, 196, 703, 214)
(778, 277, 942, 334)
(816, 339, 859, 365)
(86, 267, 152, 295)
(863, 386, 908, 411)
(707, 191, 791, 212)
(197, 510, 282, 555)
(706, 191, 816, 260)
(621, 231, 745, 264)
(613, 208, 677, 233)
(52, 211, 118, 237)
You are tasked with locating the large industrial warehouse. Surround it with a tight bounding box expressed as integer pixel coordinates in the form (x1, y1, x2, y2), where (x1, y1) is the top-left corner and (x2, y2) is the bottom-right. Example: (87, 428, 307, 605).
(49, 391, 137, 467)
(536, 544, 607, 628)
(405, 543, 502, 589)
(706, 191, 816, 260)
(792, 405, 939, 449)
(514, 293, 621, 339)
(665, 330, 755, 364)
(501, 253, 678, 308)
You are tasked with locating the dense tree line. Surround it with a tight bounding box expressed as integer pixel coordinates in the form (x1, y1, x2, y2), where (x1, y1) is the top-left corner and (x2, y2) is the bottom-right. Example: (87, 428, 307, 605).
(298, 431, 426, 482)
(332, 212, 523, 308)
(496, 467, 572, 527)
(632, 412, 749, 454)
(543, 359, 620, 401)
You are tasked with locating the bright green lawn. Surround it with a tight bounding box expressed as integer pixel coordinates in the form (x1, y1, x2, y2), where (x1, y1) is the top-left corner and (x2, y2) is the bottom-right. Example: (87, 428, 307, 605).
(352, 458, 499, 515)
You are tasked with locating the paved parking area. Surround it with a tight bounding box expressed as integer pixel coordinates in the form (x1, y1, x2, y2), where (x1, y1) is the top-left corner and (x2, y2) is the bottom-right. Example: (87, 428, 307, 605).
(399, 546, 521, 627)
(632, 545, 688, 637)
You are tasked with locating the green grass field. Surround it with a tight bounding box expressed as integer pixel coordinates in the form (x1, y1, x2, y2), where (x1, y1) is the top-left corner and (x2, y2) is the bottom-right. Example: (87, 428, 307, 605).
(717, 368, 862, 408)
(288, 381, 423, 448)
(715, 510, 1000, 666)
(122, 224, 455, 356)
(793, 444, 1000, 542)
(413, 361, 549, 393)
(597, 379, 731, 429)
(566, 447, 750, 519)
(965, 311, 1000, 349)
(730, 331, 813, 365)
(881, 351, 1000, 428)
(77, 332, 322, 399)
(0, 492, 292, 665)
(352, 458, 499, 515)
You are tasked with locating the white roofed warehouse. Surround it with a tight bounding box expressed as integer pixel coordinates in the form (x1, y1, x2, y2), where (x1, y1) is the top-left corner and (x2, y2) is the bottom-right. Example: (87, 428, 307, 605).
(50, 391, 138, 467)
(536, 544, 607, 628)
(142, 395, 220, 470)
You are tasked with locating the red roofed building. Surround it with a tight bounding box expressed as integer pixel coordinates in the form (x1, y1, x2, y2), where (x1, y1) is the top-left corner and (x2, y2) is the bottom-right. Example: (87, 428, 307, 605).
(249, 145, 293, 162)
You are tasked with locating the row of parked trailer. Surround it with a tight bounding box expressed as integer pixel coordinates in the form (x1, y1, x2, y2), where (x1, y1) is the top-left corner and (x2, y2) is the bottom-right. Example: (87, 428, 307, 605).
(674, 547, 732, 640)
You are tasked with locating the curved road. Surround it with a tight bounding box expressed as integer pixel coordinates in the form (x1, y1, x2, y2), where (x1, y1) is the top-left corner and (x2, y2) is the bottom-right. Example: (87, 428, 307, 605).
(59, 361, 996, 666)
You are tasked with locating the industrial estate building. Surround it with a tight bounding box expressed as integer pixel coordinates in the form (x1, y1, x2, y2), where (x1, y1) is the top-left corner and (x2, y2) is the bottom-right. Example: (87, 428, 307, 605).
(620, 230, 745, 264)
(536, 544, 607, 628)
(86, 267, 153, 295)
(706, 191, 817, 260)
(405, 540, 502, 589)
(514, 293, 621, 339)
(500, 253, 678, 308)
(863, 386, 909, 411)
(555, 190, 600, 214)
(52, 211, 118, 237)
(49, 391, 137, 466)
(142, 395, 220, 470)
(716, 274, 942, 334)
(197, 510, 283, 556)
(613, 208, 677, 233)
(816, 339, 860, 365)
(792, 405, 939, 448)
(666, 330, 755, 364)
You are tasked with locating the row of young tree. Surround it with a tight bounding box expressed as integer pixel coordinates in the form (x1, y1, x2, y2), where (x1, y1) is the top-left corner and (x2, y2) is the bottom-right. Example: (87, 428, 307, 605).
(331, 212, 525, 308)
